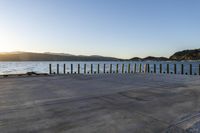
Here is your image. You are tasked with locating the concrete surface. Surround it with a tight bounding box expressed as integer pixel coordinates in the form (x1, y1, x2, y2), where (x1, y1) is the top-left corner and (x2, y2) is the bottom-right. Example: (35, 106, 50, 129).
(0, 74, 200, 133)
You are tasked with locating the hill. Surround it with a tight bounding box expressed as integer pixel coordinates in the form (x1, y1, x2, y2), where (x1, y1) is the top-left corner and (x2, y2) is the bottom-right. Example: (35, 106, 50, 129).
(0, 52, 120, 61)
(0, 48, 199, 61)
(170, 49, 200, 60)
(130, 56, 169, 61)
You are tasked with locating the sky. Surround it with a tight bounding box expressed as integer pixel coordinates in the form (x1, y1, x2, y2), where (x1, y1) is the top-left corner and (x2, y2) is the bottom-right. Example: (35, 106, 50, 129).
(0, 0, 200, 59)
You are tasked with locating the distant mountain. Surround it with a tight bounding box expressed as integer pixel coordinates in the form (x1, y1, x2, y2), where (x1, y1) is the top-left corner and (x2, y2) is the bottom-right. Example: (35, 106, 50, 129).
(130, 57, 141, 61)
(170, 49, 200, 60)
(0, 51, 25, 54)
(0, 48, 199, 61)
(0, 52, 120, 61)
(130, 56, 169, 61)
(43, 52, 73, 56)
(130, 49, 200, 61)
(142, 56, 169, 61)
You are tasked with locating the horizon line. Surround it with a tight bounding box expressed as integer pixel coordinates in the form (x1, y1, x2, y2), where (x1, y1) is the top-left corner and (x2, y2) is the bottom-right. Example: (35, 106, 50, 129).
(0, 50, 172, 59)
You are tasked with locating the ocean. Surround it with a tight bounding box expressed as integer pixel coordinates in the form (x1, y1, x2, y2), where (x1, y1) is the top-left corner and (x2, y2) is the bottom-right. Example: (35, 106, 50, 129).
(0, 61, 199, 75)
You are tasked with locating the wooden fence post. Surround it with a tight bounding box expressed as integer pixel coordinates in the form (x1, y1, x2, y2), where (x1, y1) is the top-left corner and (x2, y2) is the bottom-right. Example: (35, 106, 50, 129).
(167, 64, 169, 74)
(84, 64, 86, 74)
(71, 64, 73, 74)
(154, 64, 156, 73)
(97, 64, 100, 74)
(128, 64, 131, 73)
(190, 64, 192, 75)
(134, 64, 137, 73)
(122, 64, 124, 73)
(104, 64, 106, 73)
(110, 64, 112, 73)
(160, 64, 162, 74)
(144, 64, 147, 73)
(199, 64, 200, 75)
(63, 64, 66, 74)
(49, 64, 52, 74)
(78, 64, 80, 74)
(57, 64, 59, 74)
(91, 64, 93, 74)
(139, 64, 142, 73)
(181, 64, 184, 75)
(174, 64, 177, 74)
(116, 64, 119, 73)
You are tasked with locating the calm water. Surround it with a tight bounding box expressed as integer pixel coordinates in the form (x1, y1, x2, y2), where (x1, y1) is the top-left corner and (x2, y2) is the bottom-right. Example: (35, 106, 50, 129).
(0, 61, 199, 75)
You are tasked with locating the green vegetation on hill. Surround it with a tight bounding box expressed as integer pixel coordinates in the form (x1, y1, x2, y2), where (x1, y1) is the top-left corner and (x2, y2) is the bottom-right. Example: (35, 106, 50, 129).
(130, 56, 169, 61)
(170, 49, 200, 60)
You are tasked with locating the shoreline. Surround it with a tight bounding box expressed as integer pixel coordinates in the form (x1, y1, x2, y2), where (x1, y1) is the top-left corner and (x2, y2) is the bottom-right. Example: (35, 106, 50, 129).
(0, 72, 49, 78)
(0, 71, 199, 79)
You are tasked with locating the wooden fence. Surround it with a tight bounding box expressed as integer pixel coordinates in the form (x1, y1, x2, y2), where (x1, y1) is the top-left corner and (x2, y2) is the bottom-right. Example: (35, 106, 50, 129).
(49, 63, 200, 76)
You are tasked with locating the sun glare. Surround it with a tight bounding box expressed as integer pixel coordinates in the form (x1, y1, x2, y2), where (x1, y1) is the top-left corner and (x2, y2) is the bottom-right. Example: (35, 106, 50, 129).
(0, 41, 19, 53)
(0, 31, 20, 53)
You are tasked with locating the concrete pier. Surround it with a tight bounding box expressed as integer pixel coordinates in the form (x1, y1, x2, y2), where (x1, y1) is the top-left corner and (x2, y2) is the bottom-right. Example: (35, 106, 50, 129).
(0, 74, 200, 133)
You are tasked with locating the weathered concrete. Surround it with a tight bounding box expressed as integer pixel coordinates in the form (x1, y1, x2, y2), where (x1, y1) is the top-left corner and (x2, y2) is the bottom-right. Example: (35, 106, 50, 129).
(0, 74, 199, 133)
